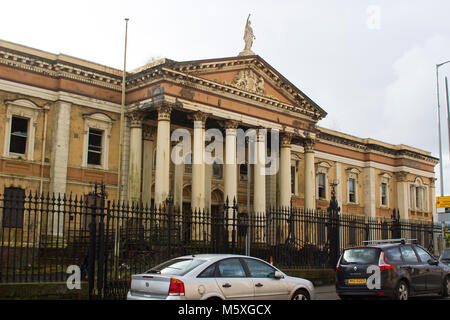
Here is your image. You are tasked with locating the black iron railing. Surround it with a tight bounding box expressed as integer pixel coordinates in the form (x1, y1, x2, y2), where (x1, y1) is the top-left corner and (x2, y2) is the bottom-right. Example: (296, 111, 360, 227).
(0, 184, 442, 295)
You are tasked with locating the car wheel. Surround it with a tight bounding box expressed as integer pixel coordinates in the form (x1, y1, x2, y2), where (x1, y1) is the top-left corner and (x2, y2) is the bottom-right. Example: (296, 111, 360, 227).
(291, 289, 310, 300)
(394, 280, 409, 300)
(442, 276, 450, 298)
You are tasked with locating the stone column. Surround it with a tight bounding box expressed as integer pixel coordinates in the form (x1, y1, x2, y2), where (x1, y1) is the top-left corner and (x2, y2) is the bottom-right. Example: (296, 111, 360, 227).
(253, 129, 266, 243)
(396, 171, 409, 221)
(363, 166, 376, 218)
(335, 162, 343, 207)
(173, 142, 185, 212)
(154, 104, 172, 207)
(303, 137, 316, 210)
(49, 101, 72, 196)
(279, 133, 293, 208)
(142, 125, 155, 207)
(224, 120, 239, 208)
(254, 129, 266, 214)
(49, 100, 72, 236)
(127, 111, 145, 204)
(191, 111, 208, 212)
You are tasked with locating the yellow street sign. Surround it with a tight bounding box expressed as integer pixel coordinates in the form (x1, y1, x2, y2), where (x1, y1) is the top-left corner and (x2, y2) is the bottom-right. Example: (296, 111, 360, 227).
(436, 196, 450, 208)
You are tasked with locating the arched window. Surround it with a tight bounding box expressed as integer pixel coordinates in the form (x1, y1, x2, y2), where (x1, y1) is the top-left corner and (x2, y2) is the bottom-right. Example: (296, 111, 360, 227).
(410, 178, 428, 211)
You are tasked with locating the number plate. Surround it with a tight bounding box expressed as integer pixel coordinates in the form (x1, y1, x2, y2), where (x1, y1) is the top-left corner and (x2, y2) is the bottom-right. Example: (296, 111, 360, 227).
(346, 278, 366, 285)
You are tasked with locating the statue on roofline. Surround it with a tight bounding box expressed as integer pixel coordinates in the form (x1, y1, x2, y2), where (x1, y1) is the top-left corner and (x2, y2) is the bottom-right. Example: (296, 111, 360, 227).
(239, 14, 256, 56)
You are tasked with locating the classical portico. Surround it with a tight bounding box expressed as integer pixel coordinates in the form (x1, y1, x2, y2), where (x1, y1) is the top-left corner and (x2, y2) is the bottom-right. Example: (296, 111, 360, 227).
(124, 74, 323, 216)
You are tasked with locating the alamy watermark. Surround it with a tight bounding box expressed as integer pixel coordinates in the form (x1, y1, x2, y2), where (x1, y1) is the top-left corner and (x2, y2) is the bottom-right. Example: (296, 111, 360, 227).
(66, 265, 81, 290)
(170, 126, 280, 176)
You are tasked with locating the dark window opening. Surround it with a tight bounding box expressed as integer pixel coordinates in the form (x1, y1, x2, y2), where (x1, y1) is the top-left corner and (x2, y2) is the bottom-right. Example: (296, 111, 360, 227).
(9, 117, 28, 154)
(87, 129, 103, 165)
(381, 183, 388, 206)
(318, 173, 326, 199)
(291, 166, 295, 194)
(348, 178, 356, 203)
(213, 161, 222, 179)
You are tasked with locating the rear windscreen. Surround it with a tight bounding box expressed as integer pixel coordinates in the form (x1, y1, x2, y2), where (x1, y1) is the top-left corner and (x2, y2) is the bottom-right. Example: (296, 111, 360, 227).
(146, 258, 206, 276)
(442, 249, 450, 260)
(341, 248, 380, 265)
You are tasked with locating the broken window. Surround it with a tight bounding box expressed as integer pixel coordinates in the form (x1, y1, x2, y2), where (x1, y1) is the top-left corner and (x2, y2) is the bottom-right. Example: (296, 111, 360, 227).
(9, 116, 29, 154)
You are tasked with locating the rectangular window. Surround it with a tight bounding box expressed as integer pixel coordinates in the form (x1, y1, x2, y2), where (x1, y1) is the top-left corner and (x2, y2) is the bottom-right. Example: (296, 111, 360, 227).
(87, 129, 103, 165)
(415, 186, 422, 210)
(2, 187, 25, 228)
(318, 173, 326, 199)
(291, 166, 296, 194)
(348, 178, 356, 203)
(409, 185, 415, 208)
(381, 183, 388, 206)
(9, 116, 29, 154)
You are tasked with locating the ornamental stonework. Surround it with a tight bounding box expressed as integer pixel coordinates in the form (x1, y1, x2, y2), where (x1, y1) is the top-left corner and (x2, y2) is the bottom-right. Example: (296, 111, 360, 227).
(229, 69, 266, 95)
(281, 133, 293, 148)
(303, 138, 315, 153)
(157, 103, 172, 121)
(142, 125, 155, 140)
(128, 111, 145, 128)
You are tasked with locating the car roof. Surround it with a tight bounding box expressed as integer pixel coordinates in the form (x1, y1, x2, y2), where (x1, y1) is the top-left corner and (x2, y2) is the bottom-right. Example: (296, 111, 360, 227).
(176, 254, 248, 260)
(346, 243, 414, 250)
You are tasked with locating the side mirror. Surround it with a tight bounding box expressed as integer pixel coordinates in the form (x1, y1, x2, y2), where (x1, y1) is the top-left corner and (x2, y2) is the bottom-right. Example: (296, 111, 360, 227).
(427, 258, 439, 266)
(274, 271, 284, 279)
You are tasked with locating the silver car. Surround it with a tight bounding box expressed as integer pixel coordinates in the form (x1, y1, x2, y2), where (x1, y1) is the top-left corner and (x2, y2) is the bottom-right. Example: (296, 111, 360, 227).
(127, 254, 315, 300)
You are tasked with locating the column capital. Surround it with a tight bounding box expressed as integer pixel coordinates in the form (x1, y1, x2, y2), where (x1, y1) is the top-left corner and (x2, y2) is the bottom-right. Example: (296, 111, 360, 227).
(281, 132, 293, 148)
(223, 119, 240, 130)
(157, 103, 172, 121)
(142, 125, 156, 141)
(395, 171, 408, 182)
(191, 111, 209, 128)
(302, 137, 315, 153)
(128, 111, 145, 128)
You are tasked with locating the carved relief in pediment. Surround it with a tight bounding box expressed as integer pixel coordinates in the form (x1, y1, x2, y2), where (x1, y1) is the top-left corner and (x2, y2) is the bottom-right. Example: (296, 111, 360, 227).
(228, 69, 266, 95)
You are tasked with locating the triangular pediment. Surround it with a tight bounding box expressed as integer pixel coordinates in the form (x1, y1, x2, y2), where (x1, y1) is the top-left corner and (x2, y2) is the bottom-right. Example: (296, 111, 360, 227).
(165, 55, 327, 121)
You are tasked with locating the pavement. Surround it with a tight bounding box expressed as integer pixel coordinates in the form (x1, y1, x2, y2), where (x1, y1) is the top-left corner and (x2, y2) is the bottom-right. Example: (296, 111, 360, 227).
(314, 284, 450, 300)
(314, 285, 339, 300)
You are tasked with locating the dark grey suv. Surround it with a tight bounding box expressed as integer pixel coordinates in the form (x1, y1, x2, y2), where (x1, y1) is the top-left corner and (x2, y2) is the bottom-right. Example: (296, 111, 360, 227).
(335, 239, 450, 300)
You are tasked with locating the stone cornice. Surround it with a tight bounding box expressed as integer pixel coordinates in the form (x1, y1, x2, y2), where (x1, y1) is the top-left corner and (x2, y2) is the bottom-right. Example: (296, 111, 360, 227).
(0, 47, 122, 91)
(163, 55, 327, 118)
(316, 129, 439, 165)
(127, 66, 321, 123)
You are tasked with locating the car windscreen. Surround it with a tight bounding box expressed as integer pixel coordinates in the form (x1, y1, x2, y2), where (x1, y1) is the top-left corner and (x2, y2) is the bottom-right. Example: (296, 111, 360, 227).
(146, 258, 206, 276)
(341, 248, 380, 265)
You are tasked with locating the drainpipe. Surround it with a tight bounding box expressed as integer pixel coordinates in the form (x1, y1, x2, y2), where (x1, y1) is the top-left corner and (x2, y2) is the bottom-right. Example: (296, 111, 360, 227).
(39, 103, 50, 195)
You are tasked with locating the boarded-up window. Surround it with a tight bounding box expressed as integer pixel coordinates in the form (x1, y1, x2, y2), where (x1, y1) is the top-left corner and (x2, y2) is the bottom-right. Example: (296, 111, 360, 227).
(2, 187, 25, 228)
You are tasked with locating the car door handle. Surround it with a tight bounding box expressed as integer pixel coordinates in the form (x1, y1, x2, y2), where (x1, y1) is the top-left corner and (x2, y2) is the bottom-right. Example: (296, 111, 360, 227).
(255, 283, 264, 288)
(222, 283, 232, 288)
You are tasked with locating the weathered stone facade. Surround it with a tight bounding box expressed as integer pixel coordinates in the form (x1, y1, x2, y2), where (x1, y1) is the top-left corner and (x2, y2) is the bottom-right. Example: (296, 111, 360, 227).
(0, 39, 438, 223)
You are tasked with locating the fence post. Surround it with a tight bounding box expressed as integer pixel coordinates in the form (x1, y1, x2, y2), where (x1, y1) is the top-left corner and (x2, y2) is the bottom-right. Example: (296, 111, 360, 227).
(327, 183, 340, 269)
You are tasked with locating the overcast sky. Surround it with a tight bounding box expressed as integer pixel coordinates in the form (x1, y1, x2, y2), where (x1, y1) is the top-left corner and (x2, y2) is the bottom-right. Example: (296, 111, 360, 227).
(2, 0, 450, 195)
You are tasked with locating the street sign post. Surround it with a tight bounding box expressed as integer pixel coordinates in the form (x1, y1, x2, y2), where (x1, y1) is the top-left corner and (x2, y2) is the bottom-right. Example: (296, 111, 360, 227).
(436, 196, 450, 208)
(436, 197, 450, 251)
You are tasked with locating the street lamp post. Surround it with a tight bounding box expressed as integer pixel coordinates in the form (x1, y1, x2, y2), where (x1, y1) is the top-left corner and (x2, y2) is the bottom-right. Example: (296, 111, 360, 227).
(436, 60, 450, 252)
(436, 61, 450, 198)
